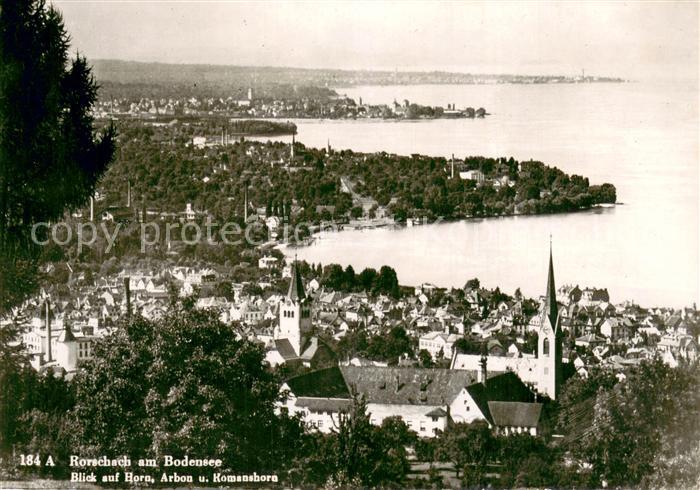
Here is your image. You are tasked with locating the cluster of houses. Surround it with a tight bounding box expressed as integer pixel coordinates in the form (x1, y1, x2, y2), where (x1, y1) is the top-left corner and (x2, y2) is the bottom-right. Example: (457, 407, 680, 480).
(278, 250, 563, 437)
(92, 90, 374, 120)
(93, 89, 485, 122)
(12, 266, 221, 374)
(445, 156, 515, 189)
(277, 251, 699, 438)
(9, 244, 698, 437)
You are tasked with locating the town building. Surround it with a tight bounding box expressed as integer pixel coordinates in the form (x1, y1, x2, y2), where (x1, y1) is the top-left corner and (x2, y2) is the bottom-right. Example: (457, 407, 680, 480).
(280, 365, 542, 437)
(419, 331, 462, 360)
(265, 260, 335, 368)
(459, 169, 485, 183)
(258, 256, 279, 270)
(451, 246, 565, 400)
(22, 301, 96, 376)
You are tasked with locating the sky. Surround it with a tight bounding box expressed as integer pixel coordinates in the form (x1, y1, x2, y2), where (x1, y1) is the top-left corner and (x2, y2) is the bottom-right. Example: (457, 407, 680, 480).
(52, 1, 699, 81)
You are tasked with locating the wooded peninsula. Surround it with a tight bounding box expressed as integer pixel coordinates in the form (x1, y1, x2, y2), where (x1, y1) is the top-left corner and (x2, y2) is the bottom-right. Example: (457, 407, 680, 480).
(94, 120, 617, 227)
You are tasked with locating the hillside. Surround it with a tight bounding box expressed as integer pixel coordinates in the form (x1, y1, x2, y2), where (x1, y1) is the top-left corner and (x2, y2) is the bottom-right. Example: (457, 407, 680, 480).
(92, 60, 626, 100)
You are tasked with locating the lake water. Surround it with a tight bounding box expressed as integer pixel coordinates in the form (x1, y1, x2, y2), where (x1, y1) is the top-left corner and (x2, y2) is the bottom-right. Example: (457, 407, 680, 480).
(264, 81, 698, 308)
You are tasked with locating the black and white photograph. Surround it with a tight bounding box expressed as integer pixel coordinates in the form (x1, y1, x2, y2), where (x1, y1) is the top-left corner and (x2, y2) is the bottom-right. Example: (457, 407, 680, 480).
(0, 1, 698, 488)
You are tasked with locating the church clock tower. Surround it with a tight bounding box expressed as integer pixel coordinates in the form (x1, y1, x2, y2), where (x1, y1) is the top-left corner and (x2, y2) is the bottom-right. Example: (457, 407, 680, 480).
(537, 242, 563, 400)
(277, 260, 312, 356)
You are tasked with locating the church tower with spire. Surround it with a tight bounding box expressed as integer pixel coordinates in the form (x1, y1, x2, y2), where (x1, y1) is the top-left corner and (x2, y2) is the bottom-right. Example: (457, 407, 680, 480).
(278, 259, 312, 356)
(537, 241, 563, 400)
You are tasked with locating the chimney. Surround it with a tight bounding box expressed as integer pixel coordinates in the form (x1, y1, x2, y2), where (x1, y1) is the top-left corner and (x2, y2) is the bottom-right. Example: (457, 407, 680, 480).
(124, 277, 131, 317)
(243, 186, 248, 222)
(45, 300, 52, 363)
(395, 374, 400, 393)
(479, 355, 488, 383)
(444, 398, 452, 430)
(141, 193, 146, 223)
(126, 180, 131, 208)
(89, 196, 94, 222)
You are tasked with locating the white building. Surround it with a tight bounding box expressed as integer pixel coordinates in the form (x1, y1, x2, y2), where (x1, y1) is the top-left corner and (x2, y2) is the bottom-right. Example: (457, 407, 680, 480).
(459, 169, 486, 183)
(451, 247, 564, 400)
(258, 256, 279, 269)
(280, 366, 542, 437)
(183, 203, 196, 221)
(23, 303, 96, 375)
(600, 317, 627, 341)
(419, 331, 462, 360)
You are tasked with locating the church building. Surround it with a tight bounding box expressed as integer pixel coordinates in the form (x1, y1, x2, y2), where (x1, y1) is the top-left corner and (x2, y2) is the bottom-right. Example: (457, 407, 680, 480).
(451, 246, 565, 400)
(265, 260, 335, 368)
(278, 248, 567, 436)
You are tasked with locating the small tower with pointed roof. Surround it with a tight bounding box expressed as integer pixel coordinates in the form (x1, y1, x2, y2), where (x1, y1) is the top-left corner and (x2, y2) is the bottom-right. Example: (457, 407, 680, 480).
(55, 322, 78, 372)
(537, 239, 563, 399)
(278, 258, 312, 356)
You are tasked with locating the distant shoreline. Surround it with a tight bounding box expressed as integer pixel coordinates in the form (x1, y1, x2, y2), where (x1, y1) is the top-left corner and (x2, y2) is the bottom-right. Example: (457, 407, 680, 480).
(91, 59, 627, 86)
(283, 203, 620, 249)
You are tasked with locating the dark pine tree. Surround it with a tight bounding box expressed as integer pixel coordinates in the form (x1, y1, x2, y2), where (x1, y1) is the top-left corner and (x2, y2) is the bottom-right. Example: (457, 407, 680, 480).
(0, 0, 115, 462)
(0, 0, 116, 313)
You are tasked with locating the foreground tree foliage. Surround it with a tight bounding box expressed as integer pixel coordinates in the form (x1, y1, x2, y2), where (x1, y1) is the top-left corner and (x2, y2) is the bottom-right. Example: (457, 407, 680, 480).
(0, 0, 115, 313)
(436, 421, 495, 479)
(0, 320, 33, 455)
(425, 421, 571, 488)
(68, 305, 305, 478)
(289, 397, 414, 487)
(0, 355, 73, 478)
(567, 358, 700, 487)
(0, 0, 115, 447)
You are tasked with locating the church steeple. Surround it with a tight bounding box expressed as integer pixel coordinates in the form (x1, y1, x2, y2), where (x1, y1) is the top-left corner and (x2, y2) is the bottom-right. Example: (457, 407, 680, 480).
(287, 258, 306, 302)
(278, 257, 312, 356)
(544, 238, 558, 330)
(59, 321, 76, 342)
(538, 238, 563, 400)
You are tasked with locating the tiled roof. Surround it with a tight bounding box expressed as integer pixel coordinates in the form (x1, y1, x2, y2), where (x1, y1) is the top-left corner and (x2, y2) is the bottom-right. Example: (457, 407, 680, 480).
(274, 339, 299, 360)
(576, 333, 605, 343)
(300, 337, 319, 360)
(466, 372, 535, 424)
(285, 366, 350, 399)
(296, 397, 352, 413)
(340, 366, 478, 406)
(425, 407, 449, 417)
(487, 401, 542, 428)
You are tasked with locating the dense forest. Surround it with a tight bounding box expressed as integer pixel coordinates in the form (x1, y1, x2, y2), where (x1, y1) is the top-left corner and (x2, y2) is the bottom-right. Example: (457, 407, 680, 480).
(348, 153, 615, 220)
(94, 121, 616, 225)
(226, 120, 297, 135)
